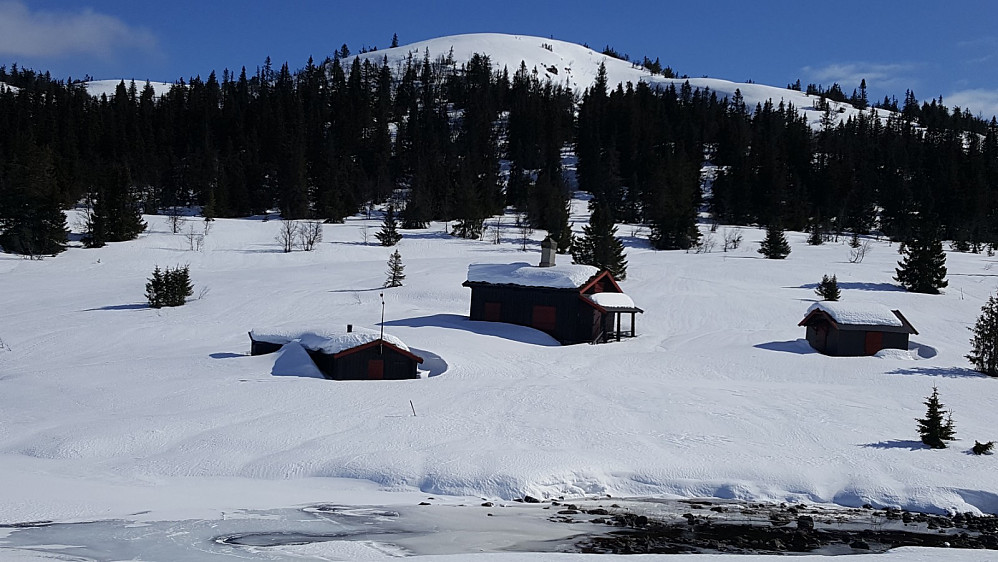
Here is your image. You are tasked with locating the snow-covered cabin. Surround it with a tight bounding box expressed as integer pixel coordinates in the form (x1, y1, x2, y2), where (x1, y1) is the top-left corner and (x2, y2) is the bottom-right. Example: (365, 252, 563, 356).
(462, 252, 642, 345)
(798, 302, 918, 356)
(249, 326, 423, 380)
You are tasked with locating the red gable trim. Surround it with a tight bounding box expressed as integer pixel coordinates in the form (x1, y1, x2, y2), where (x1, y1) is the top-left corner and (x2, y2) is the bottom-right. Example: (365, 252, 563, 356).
(332, 339, 424, 363)
(578, 270, 622, 295)
(798, 309, 833, 327)
(891, 310, 919, 335)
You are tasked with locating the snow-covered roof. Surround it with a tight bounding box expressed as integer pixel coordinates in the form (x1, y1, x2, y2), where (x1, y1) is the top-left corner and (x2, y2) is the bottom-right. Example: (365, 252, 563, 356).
(805, 302, 903, 327)
(466, 262, 599, 289)
(586, 292, 639, 311)
(249, 326, 410, 355)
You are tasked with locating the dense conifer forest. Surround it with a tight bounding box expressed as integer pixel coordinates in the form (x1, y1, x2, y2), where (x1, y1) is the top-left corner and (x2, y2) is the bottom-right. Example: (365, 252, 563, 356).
(2, 45, 997, 257)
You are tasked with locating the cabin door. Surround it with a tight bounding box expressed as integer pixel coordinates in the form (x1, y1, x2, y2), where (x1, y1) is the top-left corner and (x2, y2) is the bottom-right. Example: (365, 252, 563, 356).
(484, 302, 502, 322)
(367, 359, 384, 380)
(531, 305, 557, 333)
(814, 323, 828, 352)
(864, 332, 883, 355)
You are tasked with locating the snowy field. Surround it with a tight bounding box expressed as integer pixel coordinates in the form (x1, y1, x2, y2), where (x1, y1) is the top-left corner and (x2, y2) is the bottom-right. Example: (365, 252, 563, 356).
(2, 199, 998, 559)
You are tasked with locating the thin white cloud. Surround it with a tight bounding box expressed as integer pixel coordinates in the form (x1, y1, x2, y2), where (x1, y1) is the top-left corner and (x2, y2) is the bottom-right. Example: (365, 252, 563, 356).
(801, 62, 917, 91)
(956, 36, 998, 50)
(945, 89, 998, 120)
(0, 1, 158, 58)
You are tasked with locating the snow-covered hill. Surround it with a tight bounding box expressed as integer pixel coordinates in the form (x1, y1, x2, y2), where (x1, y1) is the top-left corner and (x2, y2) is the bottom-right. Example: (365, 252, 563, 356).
(81, 78, 174, 98)
(356, 33, 881, 129)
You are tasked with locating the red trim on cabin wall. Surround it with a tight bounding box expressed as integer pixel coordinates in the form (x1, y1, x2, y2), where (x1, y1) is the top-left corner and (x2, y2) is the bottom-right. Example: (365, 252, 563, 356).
(332, 339, 425, 363)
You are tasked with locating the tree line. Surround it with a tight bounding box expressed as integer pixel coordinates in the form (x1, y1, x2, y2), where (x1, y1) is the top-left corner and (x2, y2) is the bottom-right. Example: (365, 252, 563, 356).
(2, 51, 998, 257)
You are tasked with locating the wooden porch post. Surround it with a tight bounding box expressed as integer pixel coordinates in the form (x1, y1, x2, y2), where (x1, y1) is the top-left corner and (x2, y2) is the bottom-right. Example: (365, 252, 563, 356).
(631, 311, 636, 337)
(615, 312, 621, 341)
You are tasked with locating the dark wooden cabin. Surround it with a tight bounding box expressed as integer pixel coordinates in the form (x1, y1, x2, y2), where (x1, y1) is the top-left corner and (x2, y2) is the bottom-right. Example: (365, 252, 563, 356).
(462, 258, 642, 345)
(249, 328, 423, 380)
(798, 302, 918, 356)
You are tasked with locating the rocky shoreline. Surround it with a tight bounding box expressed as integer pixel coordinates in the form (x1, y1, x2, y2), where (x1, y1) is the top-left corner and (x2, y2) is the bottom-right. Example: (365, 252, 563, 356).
(529, 497, 998, 555)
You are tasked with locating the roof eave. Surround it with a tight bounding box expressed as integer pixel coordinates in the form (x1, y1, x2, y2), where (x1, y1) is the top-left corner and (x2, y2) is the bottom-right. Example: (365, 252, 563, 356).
(331, 339, 425, 363)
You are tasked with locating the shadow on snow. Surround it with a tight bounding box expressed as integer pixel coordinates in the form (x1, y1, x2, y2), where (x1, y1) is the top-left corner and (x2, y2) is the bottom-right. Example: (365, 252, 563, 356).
(886, 366, 986, 379)
(84, 303, 148, 311)
(791, 282, 905, 292)
(753, 339, 816, 355)
(408, 347, 448, 377)
(382, 314, 560, 346)
(861, 440, 926, 451)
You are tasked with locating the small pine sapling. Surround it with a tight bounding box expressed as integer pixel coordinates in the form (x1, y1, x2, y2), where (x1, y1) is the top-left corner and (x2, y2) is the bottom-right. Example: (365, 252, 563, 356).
(972, 441, 995, 455)
(806, 222, 824, 246)
(384, 249, 405, 288)
(815, 274, 841, 301)
(145, 265, 194, 308)
(376, 206, 402, 246)
(916, 386, 956, 449)
(145, 266, 164, 308)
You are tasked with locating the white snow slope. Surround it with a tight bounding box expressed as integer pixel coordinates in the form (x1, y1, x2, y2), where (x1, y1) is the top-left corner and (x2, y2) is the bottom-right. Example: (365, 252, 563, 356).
(2, 204, 997, 536)
(355, 33, 882, 129)
(82, 79, 174, 99)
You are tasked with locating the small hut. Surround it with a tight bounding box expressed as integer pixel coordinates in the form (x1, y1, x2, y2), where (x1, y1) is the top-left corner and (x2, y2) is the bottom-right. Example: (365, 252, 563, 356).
(798, 302, 918, 356)
(249, 326, 423, 380)
(462, 248, 642, 344)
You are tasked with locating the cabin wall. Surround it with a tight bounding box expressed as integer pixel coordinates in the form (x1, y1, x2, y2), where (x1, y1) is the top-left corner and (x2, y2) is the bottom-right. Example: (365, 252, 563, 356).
(806, 325, 911, 357)
(309, 347, 418, 380)
(883, 332, 910, 352)
(805, 321, 837, 354)
(836, 331, 869, 356)
(469, 285, 587, 344)
(250, 339, 283, 356)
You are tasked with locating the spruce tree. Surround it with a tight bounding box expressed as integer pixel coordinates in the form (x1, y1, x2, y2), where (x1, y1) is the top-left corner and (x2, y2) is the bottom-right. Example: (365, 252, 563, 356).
(968, 294, 998, 377)
(166, 265, 194, 306)
(145, 266, 164, 308)
(146, 265, 193, 308)
(895, 223, 948, 294)
(0, 143, 68, 257)
(384, 249, 405, 288)
(375, 205, 402, 246)
(758, 223, 791, 259)
(83, 167, 146, 248)
(916, 386, 956, 449)
(815, 274, 841, 301)
(571, 204, 628, 280)
(806, 220, 824, 246)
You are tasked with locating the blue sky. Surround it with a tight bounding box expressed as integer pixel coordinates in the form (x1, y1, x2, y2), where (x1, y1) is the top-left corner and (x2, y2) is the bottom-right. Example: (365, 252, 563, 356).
(3, 0, 998, 118)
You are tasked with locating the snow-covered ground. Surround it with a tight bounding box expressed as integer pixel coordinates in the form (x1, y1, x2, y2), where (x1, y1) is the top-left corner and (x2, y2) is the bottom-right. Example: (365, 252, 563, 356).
(2, 201, 997, 558)
(356, 33, 884, 129)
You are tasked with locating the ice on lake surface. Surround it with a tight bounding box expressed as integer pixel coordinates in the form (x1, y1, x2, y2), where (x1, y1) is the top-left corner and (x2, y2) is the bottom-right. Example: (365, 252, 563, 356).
(4, 498, 994, 560)
(0, 502, 603, 560)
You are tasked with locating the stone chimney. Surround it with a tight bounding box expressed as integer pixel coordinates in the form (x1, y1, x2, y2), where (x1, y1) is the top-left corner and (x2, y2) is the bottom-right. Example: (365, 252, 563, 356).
(539, 236, 557, 267)
(346, 324, 353, 333)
